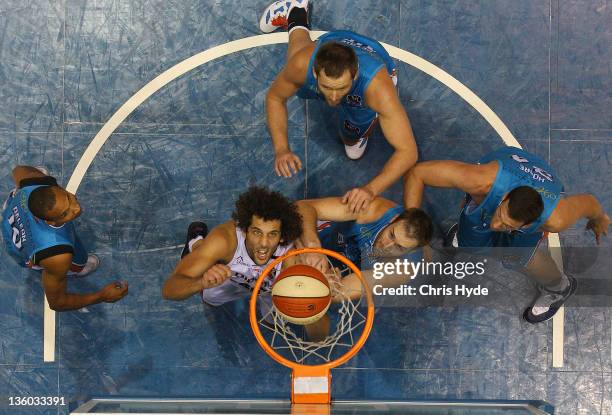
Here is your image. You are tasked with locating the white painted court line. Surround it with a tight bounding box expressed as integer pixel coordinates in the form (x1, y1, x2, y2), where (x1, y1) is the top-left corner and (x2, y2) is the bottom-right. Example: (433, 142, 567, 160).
(43, 296, 54, 362)
(44, 31, 564, 365)
(548, 233, 565, 367)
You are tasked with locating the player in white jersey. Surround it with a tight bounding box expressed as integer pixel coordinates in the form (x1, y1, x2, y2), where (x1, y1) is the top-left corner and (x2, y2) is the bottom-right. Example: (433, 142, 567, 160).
(162, 186, 303, 305)
(200, 227, 292, 305)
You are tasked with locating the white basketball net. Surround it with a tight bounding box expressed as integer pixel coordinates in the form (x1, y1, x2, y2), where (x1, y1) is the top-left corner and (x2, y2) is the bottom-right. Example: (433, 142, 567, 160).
(256, 258, 368, 365)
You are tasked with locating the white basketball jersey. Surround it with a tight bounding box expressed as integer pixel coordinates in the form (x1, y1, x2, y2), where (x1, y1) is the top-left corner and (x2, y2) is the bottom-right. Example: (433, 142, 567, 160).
(227, 228, 292, 293)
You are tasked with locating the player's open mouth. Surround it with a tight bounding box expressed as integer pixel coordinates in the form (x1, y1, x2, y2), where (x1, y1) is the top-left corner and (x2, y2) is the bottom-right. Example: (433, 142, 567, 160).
(256, 249, 269, 260)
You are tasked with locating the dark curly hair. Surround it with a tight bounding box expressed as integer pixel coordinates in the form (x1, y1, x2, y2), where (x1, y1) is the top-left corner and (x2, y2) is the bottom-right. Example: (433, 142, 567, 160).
(232, 186, 302, 246)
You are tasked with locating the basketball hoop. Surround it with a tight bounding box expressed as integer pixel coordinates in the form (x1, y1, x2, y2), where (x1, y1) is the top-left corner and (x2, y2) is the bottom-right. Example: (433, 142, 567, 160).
(249, 248, 375, 406)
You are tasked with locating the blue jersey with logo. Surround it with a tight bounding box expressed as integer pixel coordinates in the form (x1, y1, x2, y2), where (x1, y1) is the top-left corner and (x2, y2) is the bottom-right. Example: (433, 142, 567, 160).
(458, 147, 564, 247)
(2, 182, 79, 268)
(296, 30, 396, 127)
(318, 204, 422, 270)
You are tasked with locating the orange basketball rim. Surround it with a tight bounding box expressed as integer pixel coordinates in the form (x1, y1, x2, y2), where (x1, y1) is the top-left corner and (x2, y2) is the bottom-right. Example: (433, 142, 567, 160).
(249, 247, 375, 406)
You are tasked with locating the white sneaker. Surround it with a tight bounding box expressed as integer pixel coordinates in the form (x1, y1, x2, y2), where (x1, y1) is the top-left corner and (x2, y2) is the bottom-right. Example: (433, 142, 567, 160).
(73, 254, 100, 277)
(259, 0, 309, 33)
(344, 136, 369, 160)
(523, 275, 577, 324)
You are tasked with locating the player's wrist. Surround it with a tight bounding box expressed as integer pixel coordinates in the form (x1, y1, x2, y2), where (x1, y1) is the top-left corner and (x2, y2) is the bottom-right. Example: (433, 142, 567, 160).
(98, 290, 111, 303)
(274, 145, 291, 156)
(304, 239, 322, 249)
(198, 275, 208, 291)
(362, 184, 378, 197)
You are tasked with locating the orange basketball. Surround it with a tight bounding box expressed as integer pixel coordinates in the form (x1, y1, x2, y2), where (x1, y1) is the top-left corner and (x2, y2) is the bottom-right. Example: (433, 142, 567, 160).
(272, 264, 331, 325)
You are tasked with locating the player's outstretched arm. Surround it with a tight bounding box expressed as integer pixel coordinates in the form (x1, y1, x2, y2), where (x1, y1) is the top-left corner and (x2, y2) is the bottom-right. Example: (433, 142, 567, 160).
(162, 226, 234, 301)
(342, 70, 417, 214)
(543, 195, 610, 243)
(403, 160, 490, 208)
(41, 253, 128, 311)
(296, 197, 364, 273)
(297, 197, 362, 247)
(266, 49, 310, 178)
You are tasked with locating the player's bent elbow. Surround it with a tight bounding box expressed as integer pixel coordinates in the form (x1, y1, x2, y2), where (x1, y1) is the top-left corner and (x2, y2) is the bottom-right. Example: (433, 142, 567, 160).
(161, 291, 183, 301)
(161, 279, 189, 301)
(266, 88, 286, 106)
(47, 297, 67, 312)
(404, 165, 421, 183)
(543, 215, 570, 234)
(48, 302, 61, 311)
(161, 284, 176, 301)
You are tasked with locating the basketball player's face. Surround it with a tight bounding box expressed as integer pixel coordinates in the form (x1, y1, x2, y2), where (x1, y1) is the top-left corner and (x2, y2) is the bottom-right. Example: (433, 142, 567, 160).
(245, 215, 283, 266)
(47, 188, 82, 226)
(374, 220, 418, 257)
(315, 69, 354, 107)
(490, 198, 525, 233)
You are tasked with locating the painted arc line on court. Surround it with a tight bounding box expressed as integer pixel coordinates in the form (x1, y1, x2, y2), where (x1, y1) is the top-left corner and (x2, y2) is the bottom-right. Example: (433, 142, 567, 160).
(43, 31, 563, 364)
(64, 30, 524, 192)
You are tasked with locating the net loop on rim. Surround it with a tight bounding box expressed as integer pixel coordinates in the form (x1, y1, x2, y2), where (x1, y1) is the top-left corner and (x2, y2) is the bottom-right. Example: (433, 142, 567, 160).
(249, 247, 375, 371)
(258, 264, 368, 364)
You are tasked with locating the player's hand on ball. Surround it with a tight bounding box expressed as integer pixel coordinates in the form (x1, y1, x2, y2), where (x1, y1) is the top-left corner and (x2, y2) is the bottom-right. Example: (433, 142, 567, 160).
(202, 264, 232, 289)
(102, 280, 128, 302)
(275, 150, 302, 178)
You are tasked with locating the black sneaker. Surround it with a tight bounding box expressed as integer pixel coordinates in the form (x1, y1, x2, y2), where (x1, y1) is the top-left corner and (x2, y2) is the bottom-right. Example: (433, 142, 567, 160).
(523, 275, 577, 324)
(181, 222, 208, 259)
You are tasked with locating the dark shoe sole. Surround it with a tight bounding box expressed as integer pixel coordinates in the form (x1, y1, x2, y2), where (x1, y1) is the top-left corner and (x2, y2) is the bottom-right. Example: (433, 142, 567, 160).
(523, 275, 577, 324)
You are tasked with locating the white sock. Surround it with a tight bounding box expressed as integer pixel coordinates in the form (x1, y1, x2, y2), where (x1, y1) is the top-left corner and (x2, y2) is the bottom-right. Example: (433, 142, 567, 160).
(288, 26, 309, 36)
(188, 235, 204, 253)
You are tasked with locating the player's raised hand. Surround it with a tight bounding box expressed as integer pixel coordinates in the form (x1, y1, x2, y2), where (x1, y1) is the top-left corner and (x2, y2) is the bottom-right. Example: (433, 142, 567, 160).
(275, 150, 302, 178)
(202, 264, 232, 289)
(303, 252, 330, 274)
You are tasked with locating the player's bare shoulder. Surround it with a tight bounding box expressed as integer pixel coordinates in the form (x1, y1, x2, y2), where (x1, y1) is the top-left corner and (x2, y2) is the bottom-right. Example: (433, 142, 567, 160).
(195, 221, 237, 263)
(363, 66, 399, 110)
(283, 43, 316, 85)
(473, 160, 500, 195)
